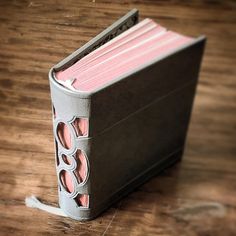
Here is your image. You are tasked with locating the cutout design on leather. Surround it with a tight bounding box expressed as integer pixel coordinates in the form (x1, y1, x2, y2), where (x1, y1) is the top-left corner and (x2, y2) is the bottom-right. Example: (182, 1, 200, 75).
(72, 118, 89, 137)
(53, 108, 90, 208)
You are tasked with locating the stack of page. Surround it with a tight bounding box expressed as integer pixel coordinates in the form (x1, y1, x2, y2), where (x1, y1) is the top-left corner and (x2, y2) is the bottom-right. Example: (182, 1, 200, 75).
(55, 19, 193, 92)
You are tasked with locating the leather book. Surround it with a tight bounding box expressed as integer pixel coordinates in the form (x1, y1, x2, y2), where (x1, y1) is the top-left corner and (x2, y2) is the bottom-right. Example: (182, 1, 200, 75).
(48, 9, 206, 220)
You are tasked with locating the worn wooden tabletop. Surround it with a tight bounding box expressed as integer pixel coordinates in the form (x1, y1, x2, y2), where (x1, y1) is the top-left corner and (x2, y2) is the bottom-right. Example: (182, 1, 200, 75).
(0, 1, 236, 235)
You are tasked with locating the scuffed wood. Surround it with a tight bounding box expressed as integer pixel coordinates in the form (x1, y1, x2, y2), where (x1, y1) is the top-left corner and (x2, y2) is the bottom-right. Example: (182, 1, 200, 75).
(0, 0, 236, 235)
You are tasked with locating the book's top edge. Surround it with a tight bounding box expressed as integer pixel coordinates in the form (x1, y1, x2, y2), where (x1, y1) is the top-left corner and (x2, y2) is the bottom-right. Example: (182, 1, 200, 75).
(53, 8, 139, 72)
(48, 35, 206, 99)
(86, 35, 207, 94)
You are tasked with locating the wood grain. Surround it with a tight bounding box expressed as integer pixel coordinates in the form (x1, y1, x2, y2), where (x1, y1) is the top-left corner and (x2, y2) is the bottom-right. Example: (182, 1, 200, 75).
(0, 0, 236, 235)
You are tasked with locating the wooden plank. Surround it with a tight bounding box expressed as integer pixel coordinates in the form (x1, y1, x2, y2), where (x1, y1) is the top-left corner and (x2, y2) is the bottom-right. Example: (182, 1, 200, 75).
(0, 0, 235, 235)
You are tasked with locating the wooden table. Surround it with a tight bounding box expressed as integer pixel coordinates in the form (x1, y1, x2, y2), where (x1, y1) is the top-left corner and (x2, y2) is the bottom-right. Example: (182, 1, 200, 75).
(0, 1, 235, 235)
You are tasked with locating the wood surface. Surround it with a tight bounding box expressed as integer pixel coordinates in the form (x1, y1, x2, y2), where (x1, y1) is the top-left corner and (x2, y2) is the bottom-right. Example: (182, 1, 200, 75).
(0, 0, 236, 235)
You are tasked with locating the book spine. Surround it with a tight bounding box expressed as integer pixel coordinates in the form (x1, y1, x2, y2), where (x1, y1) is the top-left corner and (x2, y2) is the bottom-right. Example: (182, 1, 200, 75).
(48, 9, 140, 220)
(49, 77, 92, 220)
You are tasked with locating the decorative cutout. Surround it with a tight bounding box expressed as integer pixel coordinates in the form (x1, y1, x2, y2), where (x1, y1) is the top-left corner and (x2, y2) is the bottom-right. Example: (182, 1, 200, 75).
(72, 118, 88, 137)
(75, 194, 89, 208)
(56, 122, 72, 149)
(60, 170, 74, 194)
(53, 107, 90, 206)
(58, 150, 88, 196)
(62, 154, 73, 166)
(74, 150, 88, 184)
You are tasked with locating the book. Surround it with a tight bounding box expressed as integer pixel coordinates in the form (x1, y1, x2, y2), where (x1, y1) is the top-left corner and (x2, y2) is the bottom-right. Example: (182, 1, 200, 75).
(48, 9, 206, 220)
